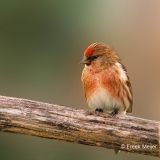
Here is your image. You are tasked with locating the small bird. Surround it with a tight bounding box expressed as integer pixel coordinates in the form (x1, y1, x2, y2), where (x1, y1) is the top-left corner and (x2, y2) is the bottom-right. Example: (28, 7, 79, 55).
(80, 42, 133, 154)
(81, 42, 133, 115)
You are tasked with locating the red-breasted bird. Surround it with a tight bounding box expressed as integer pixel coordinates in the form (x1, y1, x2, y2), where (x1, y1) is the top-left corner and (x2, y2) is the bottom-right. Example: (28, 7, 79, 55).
(80, 42, 133, 154)
(81, 42, 133, 115)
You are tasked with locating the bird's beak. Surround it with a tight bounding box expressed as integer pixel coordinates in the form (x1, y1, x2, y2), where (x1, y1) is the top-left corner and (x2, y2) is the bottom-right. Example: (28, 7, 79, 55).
(80, 55, 90, 65)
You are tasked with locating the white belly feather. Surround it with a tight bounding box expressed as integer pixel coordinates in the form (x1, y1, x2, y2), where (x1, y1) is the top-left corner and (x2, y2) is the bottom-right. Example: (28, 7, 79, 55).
(87, 87, 126, 114)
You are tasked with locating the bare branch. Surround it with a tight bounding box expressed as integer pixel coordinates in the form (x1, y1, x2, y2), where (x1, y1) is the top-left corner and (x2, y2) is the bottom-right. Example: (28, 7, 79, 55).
(0, 95, 159, 157)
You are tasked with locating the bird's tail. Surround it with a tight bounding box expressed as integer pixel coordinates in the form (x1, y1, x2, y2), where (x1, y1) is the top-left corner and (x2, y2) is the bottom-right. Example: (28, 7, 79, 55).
(114, 149, 120, 154)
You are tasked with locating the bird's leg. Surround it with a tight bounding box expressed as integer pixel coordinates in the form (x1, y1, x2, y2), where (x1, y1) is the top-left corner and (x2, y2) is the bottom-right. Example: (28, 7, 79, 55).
(111, 108, 118, 115)
(95, 108, 103, 113)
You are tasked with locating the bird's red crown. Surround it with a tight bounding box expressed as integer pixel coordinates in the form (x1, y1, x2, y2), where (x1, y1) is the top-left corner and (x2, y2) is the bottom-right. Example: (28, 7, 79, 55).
(84, 45, 94, 56)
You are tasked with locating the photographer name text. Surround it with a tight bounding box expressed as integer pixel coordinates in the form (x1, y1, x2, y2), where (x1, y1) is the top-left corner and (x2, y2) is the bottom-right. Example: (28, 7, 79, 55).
(121, 144, 157, 150)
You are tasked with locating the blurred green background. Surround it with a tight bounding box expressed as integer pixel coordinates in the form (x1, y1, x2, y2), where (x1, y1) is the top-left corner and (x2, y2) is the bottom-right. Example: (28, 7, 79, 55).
(0, 0, 160, 160)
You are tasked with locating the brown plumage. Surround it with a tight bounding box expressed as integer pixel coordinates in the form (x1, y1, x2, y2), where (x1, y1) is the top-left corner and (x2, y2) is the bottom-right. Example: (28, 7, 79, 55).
(81, 42, 133, 115)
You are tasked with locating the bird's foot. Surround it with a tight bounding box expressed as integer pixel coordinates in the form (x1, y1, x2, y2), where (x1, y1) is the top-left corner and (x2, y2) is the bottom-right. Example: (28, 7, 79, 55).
(111, 109, 118, 116)
(95, 108, 103, 115)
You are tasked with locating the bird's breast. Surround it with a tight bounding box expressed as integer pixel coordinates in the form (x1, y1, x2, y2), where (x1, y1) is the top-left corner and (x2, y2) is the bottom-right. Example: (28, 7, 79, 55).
(82, 66, 120, 100)
(82, 66, 126, 112)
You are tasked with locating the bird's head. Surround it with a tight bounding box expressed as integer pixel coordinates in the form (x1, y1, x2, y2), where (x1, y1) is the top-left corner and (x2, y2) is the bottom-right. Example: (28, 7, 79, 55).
(80, 42, 119, 69)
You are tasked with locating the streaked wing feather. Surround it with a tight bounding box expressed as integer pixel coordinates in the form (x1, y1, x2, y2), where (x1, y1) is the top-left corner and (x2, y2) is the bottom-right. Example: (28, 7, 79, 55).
(118, 59, 133, 113)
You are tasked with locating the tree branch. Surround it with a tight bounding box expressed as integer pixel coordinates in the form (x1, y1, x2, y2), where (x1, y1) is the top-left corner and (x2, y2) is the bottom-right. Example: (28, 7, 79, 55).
(0, 95, 159, 157)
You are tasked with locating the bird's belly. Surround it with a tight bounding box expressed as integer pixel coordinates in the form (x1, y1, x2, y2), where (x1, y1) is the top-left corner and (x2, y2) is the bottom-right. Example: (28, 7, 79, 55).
(87, 87, 125, 114)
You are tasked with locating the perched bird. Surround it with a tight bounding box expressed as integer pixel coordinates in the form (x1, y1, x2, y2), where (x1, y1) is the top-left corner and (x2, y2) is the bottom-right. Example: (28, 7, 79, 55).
(81, 42, 133, 115)
(80, 42, 133, 154)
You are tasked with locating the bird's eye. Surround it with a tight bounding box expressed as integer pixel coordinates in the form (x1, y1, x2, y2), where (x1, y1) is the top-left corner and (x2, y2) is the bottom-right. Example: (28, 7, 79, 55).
(91, 55, 99, 60)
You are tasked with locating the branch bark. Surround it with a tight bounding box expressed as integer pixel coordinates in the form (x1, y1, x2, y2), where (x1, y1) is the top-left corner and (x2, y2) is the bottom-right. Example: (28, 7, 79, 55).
(0, 95, 159, 157)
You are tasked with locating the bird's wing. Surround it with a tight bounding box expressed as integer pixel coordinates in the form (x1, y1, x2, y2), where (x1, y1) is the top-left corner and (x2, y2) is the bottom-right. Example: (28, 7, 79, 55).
(118, 60, 133, 113)
(126, 80, 133, 113)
